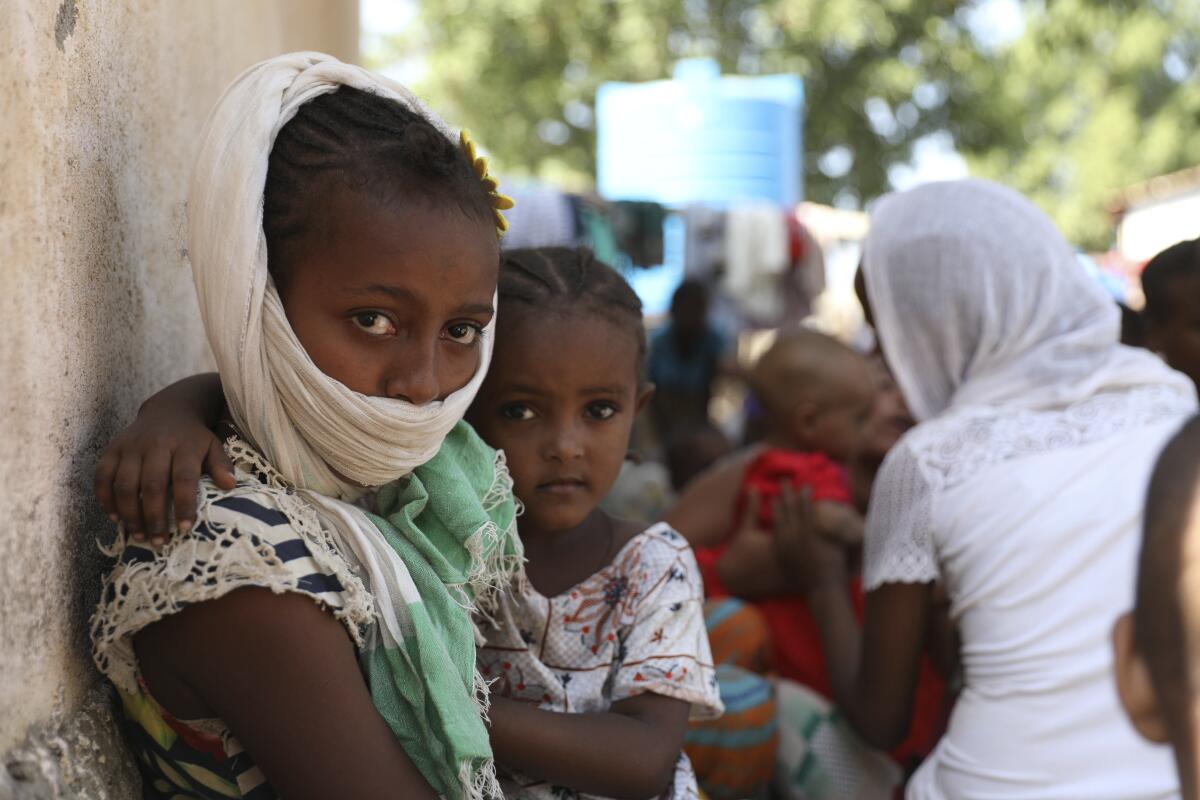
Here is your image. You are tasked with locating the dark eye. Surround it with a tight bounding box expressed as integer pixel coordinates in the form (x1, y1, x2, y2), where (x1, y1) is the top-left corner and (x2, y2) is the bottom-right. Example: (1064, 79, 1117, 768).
(445, 322, 483, 345)
(586, 402, 617, 421)
(353, 312, 396, 336)
(501, 404, 535, 421)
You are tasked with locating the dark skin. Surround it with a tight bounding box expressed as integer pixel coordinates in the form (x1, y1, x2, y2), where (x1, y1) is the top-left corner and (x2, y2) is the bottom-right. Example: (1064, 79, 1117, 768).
(1144, 273, 1200, 393)
(124, 187, 500, 799)
(666, 342, 875, 597)
(764, 265, 934, 751)
(100, 301, 692, 797)
(466, 309, 692, 799)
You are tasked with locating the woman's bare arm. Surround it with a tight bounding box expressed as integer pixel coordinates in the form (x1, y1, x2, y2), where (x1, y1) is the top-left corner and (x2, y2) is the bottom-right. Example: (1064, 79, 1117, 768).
(135, 588, 437, 800)
(774, 485, 931, 749)
(664, 448, 758, 547)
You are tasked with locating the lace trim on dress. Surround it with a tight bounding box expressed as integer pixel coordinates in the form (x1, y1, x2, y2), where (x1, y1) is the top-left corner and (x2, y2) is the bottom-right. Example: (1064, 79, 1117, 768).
(91, 436, 376, 696)
(863, 384, 1194, 591)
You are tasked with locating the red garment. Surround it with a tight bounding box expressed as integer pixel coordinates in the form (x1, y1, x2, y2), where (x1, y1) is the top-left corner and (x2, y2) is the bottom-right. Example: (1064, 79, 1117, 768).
(694, 448, 947, 767)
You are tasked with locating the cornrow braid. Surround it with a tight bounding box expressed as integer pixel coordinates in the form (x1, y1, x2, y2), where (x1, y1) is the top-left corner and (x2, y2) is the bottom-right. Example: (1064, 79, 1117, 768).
(263, 85, 494, 285)
(499, 247, 647, 381)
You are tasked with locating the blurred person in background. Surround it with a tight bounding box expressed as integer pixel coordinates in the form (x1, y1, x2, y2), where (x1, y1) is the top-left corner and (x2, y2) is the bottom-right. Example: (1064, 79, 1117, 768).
(1114, 415, 1200, 800)
(1142, 237, 1200, 392)
(648, 279, 738, 443)
(782, 179, 1192, 800)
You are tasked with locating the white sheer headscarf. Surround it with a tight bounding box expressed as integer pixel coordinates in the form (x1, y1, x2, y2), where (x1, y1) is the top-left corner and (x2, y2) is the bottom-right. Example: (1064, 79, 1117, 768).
(189, 51, 495, 499)
(860, 179, 1196, 590)
(861, 179, 1189, 422)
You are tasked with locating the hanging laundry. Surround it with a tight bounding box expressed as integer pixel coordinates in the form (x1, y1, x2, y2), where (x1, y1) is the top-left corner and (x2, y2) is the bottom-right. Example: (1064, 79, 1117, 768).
(783, 214, 826, 320)
(578, 199, 622, 269)
(682, 205, 727, 281)
(499, 182, 579, 250)
(609, 201, 666, 268)
(723, 203, 790, 325)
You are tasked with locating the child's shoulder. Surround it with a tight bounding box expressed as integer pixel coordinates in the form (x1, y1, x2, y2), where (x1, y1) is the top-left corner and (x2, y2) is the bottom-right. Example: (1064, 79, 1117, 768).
(612, 520, 699, 576)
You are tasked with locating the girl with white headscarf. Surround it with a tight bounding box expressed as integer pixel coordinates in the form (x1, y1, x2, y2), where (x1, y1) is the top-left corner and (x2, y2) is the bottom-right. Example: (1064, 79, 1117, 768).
(91, 53, 521, 800)
(780, 179, 1194, 798)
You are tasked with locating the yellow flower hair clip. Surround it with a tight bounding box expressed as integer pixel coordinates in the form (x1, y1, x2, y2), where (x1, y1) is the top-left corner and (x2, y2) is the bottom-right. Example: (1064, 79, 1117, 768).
(459, 130, 515, 235)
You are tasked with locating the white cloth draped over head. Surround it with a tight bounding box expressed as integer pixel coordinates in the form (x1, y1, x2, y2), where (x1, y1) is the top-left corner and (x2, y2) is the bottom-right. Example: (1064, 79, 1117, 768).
(188, 51, 495, 499)
(858, 180, 1194, 799)
(860, 178, 1190, 423)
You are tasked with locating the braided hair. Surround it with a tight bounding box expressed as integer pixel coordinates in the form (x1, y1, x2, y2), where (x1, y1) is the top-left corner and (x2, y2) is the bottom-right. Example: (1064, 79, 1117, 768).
(499, 247, 647, 381)
(263, 85, 493, 285)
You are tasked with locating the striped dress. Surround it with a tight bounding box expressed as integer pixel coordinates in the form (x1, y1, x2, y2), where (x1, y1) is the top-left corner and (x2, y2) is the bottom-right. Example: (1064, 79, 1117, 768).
(91, 442, 375, 799)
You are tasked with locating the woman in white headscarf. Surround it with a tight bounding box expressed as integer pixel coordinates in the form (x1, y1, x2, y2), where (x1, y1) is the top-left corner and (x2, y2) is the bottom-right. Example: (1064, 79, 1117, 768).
(779, 179, 1194, 798)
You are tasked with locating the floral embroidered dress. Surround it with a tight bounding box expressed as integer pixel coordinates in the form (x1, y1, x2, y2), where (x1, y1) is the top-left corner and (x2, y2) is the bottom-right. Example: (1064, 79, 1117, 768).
(478, 522, 723, 800)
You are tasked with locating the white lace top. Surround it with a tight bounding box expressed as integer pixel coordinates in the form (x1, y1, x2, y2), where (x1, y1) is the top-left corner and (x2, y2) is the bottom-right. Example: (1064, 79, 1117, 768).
(865, 386, 1188, 799)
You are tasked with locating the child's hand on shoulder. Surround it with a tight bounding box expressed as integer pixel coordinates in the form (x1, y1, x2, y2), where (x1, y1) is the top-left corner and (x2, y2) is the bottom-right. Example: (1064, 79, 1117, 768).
(773, 485, 850, 591)
(94, 392, 235, 545)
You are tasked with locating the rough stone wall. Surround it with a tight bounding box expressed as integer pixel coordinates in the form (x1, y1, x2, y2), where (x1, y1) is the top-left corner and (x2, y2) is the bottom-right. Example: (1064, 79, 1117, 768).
(0, 2, 357, 796)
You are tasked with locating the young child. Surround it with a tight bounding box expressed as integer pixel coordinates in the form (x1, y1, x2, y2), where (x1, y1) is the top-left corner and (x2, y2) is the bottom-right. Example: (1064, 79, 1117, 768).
(90, 54, 520, 800)
(1114, 414, 1200, 799)
(468, 247, 723, 798)
(1142, 237, 1200, 391)
(97, 247, 723, 799)
(647, 280, 736, 442)
(680, 328, 874, 689)
(668, 329, 946, 776)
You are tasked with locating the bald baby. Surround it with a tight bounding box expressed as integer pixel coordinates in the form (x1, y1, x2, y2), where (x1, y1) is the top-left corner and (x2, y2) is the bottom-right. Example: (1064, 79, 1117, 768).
(751, 327, 875, 465)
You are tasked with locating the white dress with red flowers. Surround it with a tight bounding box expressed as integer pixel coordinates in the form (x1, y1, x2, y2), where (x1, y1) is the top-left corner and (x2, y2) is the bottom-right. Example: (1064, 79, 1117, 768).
(479, 522, 723, 799)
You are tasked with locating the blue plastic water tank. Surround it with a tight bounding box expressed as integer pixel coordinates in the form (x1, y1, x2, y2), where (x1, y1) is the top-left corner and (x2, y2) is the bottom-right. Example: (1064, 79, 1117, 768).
(596, 59, 804, 208)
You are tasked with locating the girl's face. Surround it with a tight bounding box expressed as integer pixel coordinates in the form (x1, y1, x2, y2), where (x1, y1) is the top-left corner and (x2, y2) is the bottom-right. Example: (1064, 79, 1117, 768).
(468, 310, 651, 536)
(277, 185, 499, 403)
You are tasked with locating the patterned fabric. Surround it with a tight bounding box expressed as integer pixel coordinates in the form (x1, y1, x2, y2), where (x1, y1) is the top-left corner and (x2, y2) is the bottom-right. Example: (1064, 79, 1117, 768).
(93, 426, 523, 800)
(773, 679, 901, 800)
(97, 482, 371, 799)
(700, 597, 773, 674)
(478, 523, 723, 800)
(685, 600, 778, 800)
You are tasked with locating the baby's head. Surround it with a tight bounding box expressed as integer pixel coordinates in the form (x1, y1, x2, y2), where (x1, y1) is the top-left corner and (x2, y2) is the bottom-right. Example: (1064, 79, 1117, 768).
(467, 247, 651, 535)
(1143, 238, 1200, 391)
(1114, 415, 1200, 799)
(263, 86, 501, 403)
(751, 328, 875, 463)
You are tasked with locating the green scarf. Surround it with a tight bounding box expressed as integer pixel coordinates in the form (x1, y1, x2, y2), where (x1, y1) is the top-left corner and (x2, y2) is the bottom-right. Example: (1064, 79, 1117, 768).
(360, 421, 522, 800)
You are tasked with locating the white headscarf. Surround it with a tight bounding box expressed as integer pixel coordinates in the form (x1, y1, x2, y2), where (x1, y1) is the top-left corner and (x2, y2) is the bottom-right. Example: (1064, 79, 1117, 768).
(188, 51, 494, 498)
(861, 179, 1190, 422)
(860, 179, 1195, 592)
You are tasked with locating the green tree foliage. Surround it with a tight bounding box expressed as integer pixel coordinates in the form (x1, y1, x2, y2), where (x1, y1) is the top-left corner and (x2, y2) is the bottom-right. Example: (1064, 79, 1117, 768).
(381, 0, 1200, 249)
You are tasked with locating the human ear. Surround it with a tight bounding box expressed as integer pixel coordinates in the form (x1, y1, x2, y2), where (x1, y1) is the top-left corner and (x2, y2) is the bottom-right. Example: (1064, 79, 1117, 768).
(1112, 613, 1170, 743)
(636, 382, 656, 413)
(796, 401, 821, 433)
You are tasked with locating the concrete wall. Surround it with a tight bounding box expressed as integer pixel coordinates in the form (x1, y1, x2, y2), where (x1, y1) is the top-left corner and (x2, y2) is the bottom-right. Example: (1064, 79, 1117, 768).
(0, 2, 357, 796)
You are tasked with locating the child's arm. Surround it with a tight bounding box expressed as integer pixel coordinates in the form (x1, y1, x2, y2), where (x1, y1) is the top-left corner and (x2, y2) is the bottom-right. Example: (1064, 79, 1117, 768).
(488, 690, 690, 798)
(137, 588, 438, 799)
(774, 484, 931, 749)
(94, 373, 235, 543)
